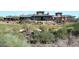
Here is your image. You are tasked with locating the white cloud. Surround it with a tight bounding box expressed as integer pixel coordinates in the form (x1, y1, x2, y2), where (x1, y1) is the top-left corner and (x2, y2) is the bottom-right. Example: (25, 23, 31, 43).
(0, 0, 79, 11)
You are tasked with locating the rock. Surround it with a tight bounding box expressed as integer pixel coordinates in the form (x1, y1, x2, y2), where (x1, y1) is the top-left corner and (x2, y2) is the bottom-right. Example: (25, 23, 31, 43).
(19, 29, 25, 32)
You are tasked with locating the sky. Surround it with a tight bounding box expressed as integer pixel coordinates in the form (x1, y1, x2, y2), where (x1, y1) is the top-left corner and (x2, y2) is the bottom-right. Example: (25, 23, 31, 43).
(0, 0, 79, 11)
(0, 11, 79, 17)
(0, 0, 79, 17)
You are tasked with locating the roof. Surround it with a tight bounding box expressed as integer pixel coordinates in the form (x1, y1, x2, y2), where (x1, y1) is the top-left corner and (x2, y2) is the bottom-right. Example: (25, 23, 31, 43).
(55, 12, 62, 14)
(54, 15, 75, 17)
(4, 16, 13, 18)
(36, 11, 44, 13)
(63, 15, 75, 16)
(32, 14, 53, 17)
(19, 15, 32, 17)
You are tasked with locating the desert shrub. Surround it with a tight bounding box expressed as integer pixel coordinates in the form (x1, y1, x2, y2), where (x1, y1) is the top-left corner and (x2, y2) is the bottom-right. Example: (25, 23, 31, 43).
(39, 25, 49, 31)
(48, 29, 58, 41)
(49, 28, 69, 40)
(38, 31, 55, 44)
(0, 16, 4, 21)
(31, 31, 55, 44)
(57, 29, 68, 39)
(0, 32, 28, 47)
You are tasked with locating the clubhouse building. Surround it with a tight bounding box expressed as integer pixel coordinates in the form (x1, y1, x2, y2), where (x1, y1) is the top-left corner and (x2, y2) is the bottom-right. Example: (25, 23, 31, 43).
(4, 11, 76, 23)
